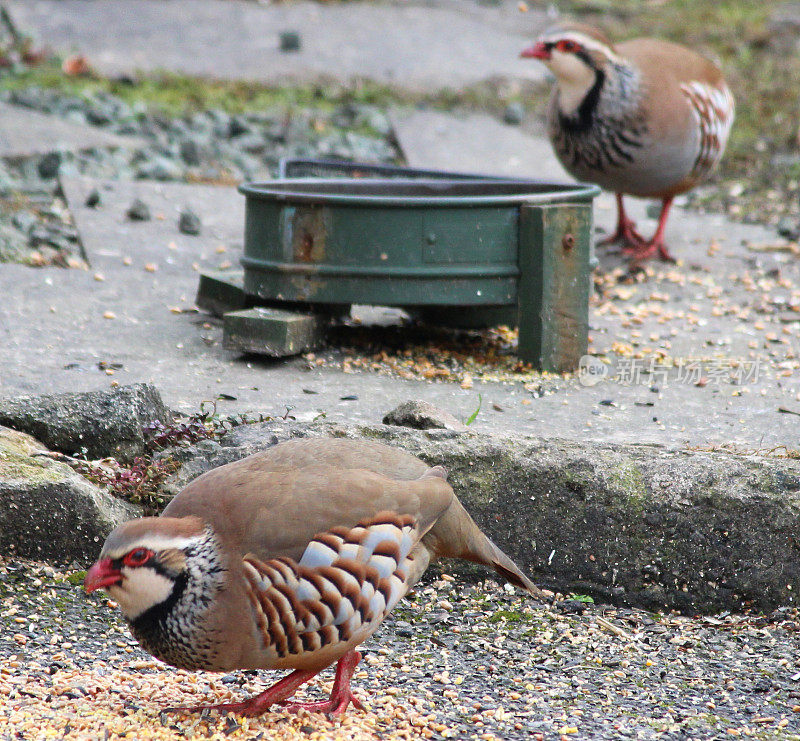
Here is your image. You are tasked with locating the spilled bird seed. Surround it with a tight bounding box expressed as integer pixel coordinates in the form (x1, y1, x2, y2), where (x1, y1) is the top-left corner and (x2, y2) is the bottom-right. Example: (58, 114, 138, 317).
(2, 562, 800, 739)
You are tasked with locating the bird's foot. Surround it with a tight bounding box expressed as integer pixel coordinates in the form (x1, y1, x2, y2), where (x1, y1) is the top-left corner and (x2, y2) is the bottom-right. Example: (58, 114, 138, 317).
(279, 649, 365, 716)
(280, 690, 366, 716)
(598, 219, 645, 248)
(597, 227, 644, 249)
(621, 239, 676, 263)
(162, 667, 318, 717)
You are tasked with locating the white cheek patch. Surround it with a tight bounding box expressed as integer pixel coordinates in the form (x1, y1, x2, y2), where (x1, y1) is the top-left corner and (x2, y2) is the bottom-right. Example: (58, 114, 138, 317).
(111, 568, 174, 621)
(549, 51, 597, 113)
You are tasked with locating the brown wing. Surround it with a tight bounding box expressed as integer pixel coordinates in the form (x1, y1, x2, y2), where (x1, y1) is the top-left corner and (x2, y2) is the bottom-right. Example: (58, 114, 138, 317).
(163, 438, 454, 562)
(165, 438, 544, 600)
(225, 437, 432, 480)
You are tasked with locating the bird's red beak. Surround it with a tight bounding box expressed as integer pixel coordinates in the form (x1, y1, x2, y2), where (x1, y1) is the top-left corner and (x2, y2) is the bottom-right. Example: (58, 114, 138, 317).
(84, 558, 123, 593)
(520, 42, 550, 60)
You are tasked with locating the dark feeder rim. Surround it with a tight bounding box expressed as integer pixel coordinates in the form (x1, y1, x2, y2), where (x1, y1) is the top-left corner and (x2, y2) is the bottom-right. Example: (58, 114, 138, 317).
(239, 177, 600, 207)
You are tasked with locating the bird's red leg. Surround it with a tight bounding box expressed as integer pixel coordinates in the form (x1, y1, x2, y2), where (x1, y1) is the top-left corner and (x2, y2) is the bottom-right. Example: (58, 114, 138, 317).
(598, 193, 645, 246)
(622, 196, 676, 262)
(280, 650, 366, 716)
(163, 667, 318, 717)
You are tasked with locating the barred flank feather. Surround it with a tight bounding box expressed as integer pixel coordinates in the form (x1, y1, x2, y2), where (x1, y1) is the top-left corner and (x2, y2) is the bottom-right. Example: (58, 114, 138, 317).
(243, 512, 420, 659)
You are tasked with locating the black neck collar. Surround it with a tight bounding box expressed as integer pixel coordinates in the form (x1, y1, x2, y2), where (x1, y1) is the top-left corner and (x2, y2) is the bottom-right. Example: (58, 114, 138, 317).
(129, 570, 188, 634)
(559, 67, 605, 133)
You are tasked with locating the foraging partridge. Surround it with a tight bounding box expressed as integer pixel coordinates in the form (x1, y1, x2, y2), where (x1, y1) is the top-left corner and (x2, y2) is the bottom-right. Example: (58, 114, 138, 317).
(521, 25, 734, 261)
(84, 438, 541, 716)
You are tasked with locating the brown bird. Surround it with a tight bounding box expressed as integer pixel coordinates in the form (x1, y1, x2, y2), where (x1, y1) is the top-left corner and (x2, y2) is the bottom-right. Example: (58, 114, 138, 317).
(521, 25, 734, 261)
(85, 438, 542, 716)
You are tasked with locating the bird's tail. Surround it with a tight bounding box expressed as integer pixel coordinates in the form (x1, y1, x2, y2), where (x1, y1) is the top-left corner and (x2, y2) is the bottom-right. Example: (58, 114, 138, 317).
(482, 534, 546, 599)
(423, 493, 546, 600)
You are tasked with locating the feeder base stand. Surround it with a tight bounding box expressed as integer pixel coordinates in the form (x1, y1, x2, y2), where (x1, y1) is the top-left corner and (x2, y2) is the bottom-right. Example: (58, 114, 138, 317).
(196, 270, 247, 317)
(223, 307, 325, 357)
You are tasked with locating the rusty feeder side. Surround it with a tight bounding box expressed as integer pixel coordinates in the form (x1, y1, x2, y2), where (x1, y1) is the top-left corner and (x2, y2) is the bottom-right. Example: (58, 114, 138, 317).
(198, 168, 599, 373)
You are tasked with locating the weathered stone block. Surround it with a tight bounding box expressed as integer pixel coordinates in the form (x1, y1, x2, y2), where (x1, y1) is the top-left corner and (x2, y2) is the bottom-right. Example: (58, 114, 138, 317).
(0, 427, 140, 564)
(0, 383, 170, 462)
(223, 307, 324, 357)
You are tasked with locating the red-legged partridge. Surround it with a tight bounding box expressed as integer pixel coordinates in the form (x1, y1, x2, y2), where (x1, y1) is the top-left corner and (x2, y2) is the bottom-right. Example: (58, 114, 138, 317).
(521, 25, 734, 261)
(85, 438, 542, 716)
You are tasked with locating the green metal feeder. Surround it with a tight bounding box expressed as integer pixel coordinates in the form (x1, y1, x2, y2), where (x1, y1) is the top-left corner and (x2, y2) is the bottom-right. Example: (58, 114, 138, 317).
(198, 163, 599, 372)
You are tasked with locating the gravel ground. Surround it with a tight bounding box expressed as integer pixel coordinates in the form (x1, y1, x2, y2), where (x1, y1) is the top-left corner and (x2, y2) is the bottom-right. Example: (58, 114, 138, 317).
(2, 559, 800, 740)
(0, 85, 397, 266)
(2, 85, 396, 183)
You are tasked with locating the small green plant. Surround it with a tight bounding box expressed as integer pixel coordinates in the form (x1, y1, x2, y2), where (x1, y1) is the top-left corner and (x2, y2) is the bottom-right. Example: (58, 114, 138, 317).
(144, 400, 275, 451)
(567, 593, 595, 604)
(465, 394, 482, 426)
(71, 454, 179, 514)
(67, 402, 275, 514)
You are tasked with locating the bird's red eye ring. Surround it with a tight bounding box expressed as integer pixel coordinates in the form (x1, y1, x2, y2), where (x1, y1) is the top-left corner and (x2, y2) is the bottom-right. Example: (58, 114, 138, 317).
(556, 39, 579, 53)
(123, 548, 153, 567)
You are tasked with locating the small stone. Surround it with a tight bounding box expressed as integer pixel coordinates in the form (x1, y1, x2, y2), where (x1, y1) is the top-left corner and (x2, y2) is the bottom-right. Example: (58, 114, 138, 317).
(11, 211, 36, 235)
(231, 131, 267, 154)
(85, 188, 101, 208)
(179, 138, 202, 166)
(178, 207, 202, 236)
(503, 101, 525, 125)
(557, 600, 588, 615)
(383, 400, 468, 433)
(279, 30, 301, 52)
(228, 116, 251, 138)
(396, 622, 414, 637)
(207, 109, 232, 139)
(135, 156, 183, 181)
(37, 152, 61, 179)
(86, 105, 113, 126)
(126, 198, 151, 221)
(777, 216, 799, 240)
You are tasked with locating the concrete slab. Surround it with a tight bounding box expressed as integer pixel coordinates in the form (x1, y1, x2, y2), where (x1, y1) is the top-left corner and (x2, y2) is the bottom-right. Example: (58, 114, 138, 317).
(0, 102, 141, 158)
(392, 109, 572, 181)
(6, 0, 549, 93)
(0, 174, 796, 450)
